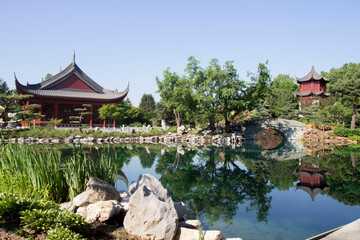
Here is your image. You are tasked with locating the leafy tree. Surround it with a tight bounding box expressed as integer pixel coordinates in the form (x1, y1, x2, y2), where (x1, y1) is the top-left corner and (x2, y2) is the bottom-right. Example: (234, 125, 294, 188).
(41, 73, 53, 82)
(300, 105, 319, 123)
(324, 63, 360, 129)
(270, 74, 298, 92)
(98, 100, 142, 127)
(186, 57, 247, 132)
(69, 104, 92, 131)
(156, 68, 197, 127)
(139, 94, 155, 112)
(0, 78, 9, 94)
(16, 103, 44, 126)
(0, 93, 35, 127)
(247, 61, 272, 111)
(139, 94, 156, 125)
(265, 74, 300, 119)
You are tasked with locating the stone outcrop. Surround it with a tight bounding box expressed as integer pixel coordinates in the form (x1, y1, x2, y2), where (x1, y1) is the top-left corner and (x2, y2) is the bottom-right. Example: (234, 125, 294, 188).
(72, 178, 120, 208)
(124, 174, 181, 239)
(59, 175, 227, 240)
(174, 227, 223, 240)
(124, 185, 178, 240)
(76, 200, 124, 223)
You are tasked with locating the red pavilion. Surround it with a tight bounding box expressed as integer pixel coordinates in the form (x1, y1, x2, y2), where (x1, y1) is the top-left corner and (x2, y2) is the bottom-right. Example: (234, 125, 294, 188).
(295, 66, 330, 108)
(15, 54, 129, 127)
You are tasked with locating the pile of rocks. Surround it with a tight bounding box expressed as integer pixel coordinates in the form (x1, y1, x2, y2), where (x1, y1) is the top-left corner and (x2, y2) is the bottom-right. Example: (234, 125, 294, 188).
(60, 174, 227, 240)
(303, 129, 357, 145)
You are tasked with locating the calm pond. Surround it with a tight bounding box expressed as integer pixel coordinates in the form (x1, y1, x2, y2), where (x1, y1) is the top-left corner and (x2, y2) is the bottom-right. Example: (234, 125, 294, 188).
(84, 141, 359, 239)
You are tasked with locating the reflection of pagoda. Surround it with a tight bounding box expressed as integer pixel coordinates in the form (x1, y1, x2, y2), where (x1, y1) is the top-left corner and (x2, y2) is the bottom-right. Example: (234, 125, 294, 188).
(294, 161, 329, 201)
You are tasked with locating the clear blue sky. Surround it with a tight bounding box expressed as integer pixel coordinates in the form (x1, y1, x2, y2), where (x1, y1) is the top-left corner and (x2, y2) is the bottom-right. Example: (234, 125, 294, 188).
(1, 0, 359, 106)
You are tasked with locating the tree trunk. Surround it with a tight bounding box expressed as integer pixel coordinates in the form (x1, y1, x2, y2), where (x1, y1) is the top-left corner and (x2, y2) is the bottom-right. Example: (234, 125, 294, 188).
(225, 119, 231, 133)
(351, 103, 356, 130)
(173, 108, 181, 127)
(209, 115, 215, 133)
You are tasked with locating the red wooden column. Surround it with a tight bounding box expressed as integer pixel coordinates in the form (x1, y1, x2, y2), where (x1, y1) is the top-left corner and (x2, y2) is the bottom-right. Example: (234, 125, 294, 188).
(54, 101, 59, 120)
(22, 100, 30, 127)
(113, 119, 116, 128)
(89, 106, 93, 128)
(103, 119, 106, 128)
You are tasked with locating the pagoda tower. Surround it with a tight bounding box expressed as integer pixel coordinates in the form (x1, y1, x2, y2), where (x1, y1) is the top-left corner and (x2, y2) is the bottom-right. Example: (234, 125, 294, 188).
(295, 66, 330, 108)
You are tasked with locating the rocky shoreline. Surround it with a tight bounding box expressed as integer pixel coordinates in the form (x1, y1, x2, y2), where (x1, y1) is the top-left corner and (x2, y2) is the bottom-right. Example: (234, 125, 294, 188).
(59, 174, 236, 240)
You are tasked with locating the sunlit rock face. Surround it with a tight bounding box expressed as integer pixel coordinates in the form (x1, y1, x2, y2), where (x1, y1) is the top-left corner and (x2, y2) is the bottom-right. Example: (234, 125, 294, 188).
(254, 128, 284, 149)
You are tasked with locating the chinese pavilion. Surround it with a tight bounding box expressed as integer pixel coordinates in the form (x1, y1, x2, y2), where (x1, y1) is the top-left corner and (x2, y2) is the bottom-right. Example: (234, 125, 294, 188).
(15, 54, 129, 127)
(295, 66, 330, 108)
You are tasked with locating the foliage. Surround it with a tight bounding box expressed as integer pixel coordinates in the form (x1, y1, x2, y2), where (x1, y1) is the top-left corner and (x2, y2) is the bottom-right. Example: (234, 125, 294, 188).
(99, 99, 142, 127)
(139, 94, 156, 124)
(0, 144, 122, 202)
(0, 193, 86, 239)
(47, 226, 84, 240)
(20, 208, 87, 233)
(270, 74, 298, 92)
(324, 63, 360, 129)
(0, 78, 9, 94)
(42, 73, 53, 82)
(186, 57, 248, 132)
(69, 104, 92, 131)
(333, 127, 360, 137)
(0, 93, 35, 127)
(300, 106, 319, 123)
(50, 118, 63, 128)
(156, 67, 197, 127)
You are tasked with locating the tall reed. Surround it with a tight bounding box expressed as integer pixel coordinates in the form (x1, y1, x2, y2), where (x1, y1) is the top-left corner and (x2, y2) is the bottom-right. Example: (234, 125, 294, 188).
(0, 144, 121, 202)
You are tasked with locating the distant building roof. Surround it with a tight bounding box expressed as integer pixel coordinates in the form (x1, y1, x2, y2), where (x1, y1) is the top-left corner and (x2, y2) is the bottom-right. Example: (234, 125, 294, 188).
(296, 66, 330, 83)
(15, 54, 129, 102)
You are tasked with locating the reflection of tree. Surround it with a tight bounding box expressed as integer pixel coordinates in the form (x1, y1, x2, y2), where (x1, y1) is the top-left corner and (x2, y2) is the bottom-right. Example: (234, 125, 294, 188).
(137, 147, 157, 169)
(319, 147, 360, 206)
(155, 146, 273, 224)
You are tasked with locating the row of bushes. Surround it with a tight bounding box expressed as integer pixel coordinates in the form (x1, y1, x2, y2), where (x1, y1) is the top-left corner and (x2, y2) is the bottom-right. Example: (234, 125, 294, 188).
(333, 127, 360, 137)
(1, 125, 170, 139)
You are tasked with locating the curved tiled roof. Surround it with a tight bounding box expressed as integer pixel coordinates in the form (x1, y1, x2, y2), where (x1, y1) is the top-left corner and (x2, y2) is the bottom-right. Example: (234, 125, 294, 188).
(295, 90, 331, 97)
(296, 66, 330, 83)
(15, 55, 129, 101)
(16, 79, 129, 101)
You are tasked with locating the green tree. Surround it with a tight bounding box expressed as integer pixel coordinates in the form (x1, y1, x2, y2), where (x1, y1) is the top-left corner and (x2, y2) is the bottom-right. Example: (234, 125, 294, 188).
(270, 74, 298, 92)
(0, 78, 9, 94)
(0, 93, 36, 127)
(186, 57, 247, 132)
(156, 68, 197, 127)
(265, 74, 300, 119)
(98, 100, 141, 127)
(69, 104, 92, 131)
(139, 94, 156, 124)
(16, 103, 44, 126)
(324, 63, 360, 129)
(247, 61, 272, 111)
(41, 73, 53, 82)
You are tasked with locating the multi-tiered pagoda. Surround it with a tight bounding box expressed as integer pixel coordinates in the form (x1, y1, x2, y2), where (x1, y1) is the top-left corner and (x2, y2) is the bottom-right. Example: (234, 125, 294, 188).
(16, 54, 129, 127)
(295, 66, 330, 108)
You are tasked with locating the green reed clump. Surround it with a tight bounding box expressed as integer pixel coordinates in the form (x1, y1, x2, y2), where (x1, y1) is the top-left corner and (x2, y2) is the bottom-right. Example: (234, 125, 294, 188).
(0, 144, 120, 202)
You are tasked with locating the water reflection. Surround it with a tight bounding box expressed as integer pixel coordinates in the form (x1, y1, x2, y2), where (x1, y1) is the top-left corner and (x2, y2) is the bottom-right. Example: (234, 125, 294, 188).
(294, 161, 329, 201)
(78, 142, 360, 239)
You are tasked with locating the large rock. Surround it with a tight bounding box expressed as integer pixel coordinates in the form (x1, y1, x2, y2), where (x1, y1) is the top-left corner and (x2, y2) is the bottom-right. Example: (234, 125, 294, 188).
(72, 178, 120, 207)
(174, 227, 223, 240)
(133, 174, 170, 201)
(124, 185, 178, 240)
(76, 200, 124, 223)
